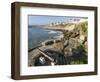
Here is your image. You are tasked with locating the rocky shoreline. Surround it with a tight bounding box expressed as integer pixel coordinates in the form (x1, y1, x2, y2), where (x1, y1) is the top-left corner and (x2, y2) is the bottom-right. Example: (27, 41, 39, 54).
(28, 21, 88, 66)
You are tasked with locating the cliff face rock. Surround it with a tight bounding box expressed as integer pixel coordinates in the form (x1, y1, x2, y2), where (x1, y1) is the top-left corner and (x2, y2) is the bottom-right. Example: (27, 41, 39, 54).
(28, 21, 88, 66)
(62, 21, 88, 55)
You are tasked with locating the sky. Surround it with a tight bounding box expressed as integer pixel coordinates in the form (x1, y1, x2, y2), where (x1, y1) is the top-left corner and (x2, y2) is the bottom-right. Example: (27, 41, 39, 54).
(28, 15, 87, 25)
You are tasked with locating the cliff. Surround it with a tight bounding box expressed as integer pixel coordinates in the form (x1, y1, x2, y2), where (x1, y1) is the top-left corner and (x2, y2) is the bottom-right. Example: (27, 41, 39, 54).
(28, 21, 88, 66)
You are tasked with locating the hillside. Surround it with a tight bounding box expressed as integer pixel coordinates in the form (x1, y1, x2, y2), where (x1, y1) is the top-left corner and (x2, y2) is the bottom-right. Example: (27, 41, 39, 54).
(28, 20, 88, 66)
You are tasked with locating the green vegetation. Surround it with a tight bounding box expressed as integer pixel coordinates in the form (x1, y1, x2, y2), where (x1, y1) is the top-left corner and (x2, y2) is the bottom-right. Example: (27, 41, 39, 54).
(71, 60, 84, 64)
(45, 41, 54, 45)
(70, 44, 87, 64)
(81, 21, 88, 35)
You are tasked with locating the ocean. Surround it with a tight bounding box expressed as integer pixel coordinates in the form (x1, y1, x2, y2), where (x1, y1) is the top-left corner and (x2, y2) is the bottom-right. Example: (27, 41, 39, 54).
(28, 26, 63, 49)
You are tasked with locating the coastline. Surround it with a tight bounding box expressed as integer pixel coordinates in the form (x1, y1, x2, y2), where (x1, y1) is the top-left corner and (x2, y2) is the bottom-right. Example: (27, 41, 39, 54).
(28, 21, 88, 66)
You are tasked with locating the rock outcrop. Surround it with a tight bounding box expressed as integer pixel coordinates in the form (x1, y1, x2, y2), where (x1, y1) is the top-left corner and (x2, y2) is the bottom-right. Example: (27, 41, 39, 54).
(28, 21, 88, 66)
